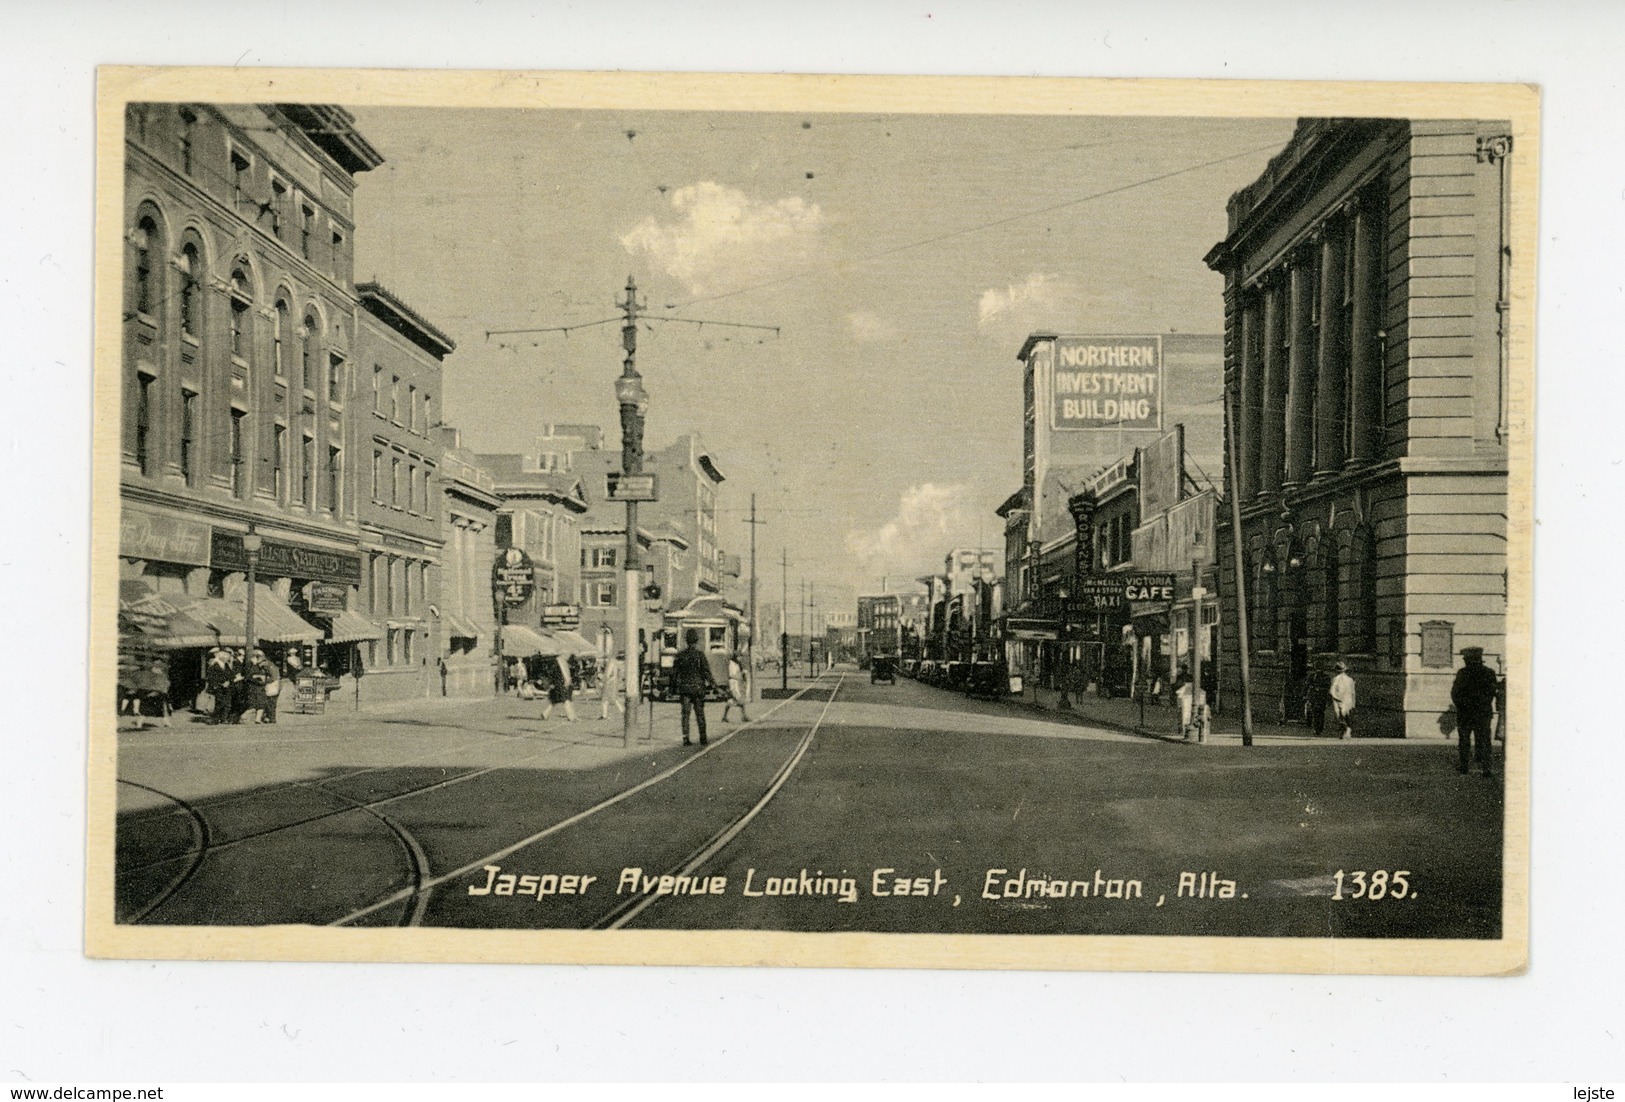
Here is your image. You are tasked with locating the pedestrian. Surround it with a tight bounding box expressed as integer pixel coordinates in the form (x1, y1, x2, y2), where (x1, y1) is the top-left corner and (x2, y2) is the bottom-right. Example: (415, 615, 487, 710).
(1329, 660, 1357, 740)
(721, 651, 750, 723)
(1451, 646, 1500, 777)
(240, 648, 275, 725)
(268, 650, 303, 725)
(140, 660, 172, 728)
(204, 647, 234, 724)
(540, 652, 576, 722)
(228, 648, 249, 722)
(672, 628, 717, 747)
(1306, 664, 1332, 736)
(598, 652, 625, 720)
(438, 655, 449, 697)
(1173, 664, 1194, 738)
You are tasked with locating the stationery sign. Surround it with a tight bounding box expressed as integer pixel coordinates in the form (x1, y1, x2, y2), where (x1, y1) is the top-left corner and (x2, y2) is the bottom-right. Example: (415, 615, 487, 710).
(1050, 335, 1163, 431)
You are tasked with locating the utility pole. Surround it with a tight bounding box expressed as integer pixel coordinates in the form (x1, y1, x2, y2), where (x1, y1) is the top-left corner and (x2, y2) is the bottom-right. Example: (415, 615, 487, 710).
(744, 494, 765, 703)
(781, 548, 789, 692)
(482, 282, 781, 745)
(801, 579, 807, 681)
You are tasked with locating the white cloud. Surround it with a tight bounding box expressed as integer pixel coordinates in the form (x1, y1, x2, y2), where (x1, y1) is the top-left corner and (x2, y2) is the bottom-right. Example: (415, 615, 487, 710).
(621, 181, 824, 297)
(846, 483, 971, 579)
(846, 310, 891, 343)
(976, 272, 1075, 332)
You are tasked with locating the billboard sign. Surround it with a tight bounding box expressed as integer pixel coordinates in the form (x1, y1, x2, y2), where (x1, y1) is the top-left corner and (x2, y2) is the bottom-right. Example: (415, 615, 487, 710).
(1138, 424, 1185, 523)
(1050, 336, 1163, 431)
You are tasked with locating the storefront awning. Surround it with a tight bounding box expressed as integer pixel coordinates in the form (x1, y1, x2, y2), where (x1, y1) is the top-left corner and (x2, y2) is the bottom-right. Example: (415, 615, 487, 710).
(443, 614, 481, 640)
(185, 587, 323, 645)
(500, 624, 558, 657)
(551, 630, 599, 656)
(321, 608, 383, 644)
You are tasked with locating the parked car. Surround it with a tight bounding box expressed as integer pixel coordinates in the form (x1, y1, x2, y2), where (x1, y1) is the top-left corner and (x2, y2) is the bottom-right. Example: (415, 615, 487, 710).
(870, 655, 896, 684)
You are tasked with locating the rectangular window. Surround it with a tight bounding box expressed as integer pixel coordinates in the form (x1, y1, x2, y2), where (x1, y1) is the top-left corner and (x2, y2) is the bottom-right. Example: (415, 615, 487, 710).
(408, 385, 418, 432)
(403, 629, 414, 665)
(180, 390, 197, 484)
(387, 558, 398, 617)
(405, 464, 417, 513)
(328, 353, 344, 404)
(270, 180, 286, 237)
(273, 424, 287, 500)
(391, 457, 401, 508)
(327, 446, 341, 513)
(230, 149, 250, 206)
(134, 373, 154, 475)
(403, 561, 413, 616)
(385, 626, 397, 666)
(593, 581, 617, 607)
(331, 230, 344, 272)
(371, 450, 382, 502)
(391, 377, 400, 423)
(424, 394, 434, 430)
(229, 408, 246, 497)
(593, 547, 618, 568)
(230, 298, 248, 357)
(300, 204, 315, 260)
(301, 434, 315, 507)
(177, 107, 195, 175)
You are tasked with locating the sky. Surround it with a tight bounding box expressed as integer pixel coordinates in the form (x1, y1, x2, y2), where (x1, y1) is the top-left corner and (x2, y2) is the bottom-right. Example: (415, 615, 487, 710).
(348, 106, 1298, 601)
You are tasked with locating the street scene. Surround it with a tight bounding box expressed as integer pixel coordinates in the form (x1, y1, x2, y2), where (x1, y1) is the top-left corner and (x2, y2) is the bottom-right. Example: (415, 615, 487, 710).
(108, 87, 1519, 947)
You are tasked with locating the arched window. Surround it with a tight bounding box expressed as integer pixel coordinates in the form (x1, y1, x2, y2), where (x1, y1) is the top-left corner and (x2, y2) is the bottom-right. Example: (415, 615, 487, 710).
(229, 268, 252, 359)
(301, 311, 319, 392)
(131, 216, 158, 317)
(1354, 527, 1378, 653)
(179, 242, 201, 338)
(1323, 545, 1341, 654)
(273, 298, 290, 377)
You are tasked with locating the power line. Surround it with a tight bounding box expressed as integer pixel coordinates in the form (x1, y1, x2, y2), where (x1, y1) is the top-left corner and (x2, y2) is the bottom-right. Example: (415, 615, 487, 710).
(662, 140, 1288, 312)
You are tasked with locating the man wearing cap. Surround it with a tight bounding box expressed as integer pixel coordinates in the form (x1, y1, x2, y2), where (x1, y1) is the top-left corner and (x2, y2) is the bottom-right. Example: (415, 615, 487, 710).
(1451, 647, 1500, 777)
(1328, 661, 1356, 740)
(671, 627, 718, 746)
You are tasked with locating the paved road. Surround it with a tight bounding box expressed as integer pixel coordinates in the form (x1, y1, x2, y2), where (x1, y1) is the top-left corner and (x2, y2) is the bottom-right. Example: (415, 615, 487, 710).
(114, 669, 1502, 939)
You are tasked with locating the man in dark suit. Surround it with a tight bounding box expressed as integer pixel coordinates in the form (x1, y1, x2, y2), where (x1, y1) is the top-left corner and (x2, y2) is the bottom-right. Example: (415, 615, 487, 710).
(671, 628, 717, 747)
(1451, 646, 1500, 778)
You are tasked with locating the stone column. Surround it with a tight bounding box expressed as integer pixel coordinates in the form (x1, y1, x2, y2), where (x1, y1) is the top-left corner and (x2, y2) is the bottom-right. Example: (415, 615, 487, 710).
(1237, 293, 1260, 499)
(1346, 196, 1382, 466)
(1314, 222, 1348, 478)
(1258, 274, 1286, 495)
(1283, 255, 1315, 488)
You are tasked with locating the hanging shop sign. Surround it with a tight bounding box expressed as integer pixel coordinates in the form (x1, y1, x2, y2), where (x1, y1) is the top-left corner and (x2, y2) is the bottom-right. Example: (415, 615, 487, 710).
(492, 547, 536, 607)
(210, 531, 362, 585)
(605, 471, 659, 502)
(307, 582, 349, 614)
(120, 506, 211, 567)
(541, 603, 582, 628)
(1050, 335, 1163, 431)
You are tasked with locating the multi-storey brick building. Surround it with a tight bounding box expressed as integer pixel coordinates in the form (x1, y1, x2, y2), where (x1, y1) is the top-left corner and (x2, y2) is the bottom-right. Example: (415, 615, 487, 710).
(119, 101, 383, 704)
(1205, 118, 1512, 737)
(354, 282, 453, 701)
(435, 427, 500, 698)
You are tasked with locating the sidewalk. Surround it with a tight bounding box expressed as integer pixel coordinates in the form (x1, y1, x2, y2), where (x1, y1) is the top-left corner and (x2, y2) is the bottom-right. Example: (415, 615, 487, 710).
(1005, 684, 1429, 747)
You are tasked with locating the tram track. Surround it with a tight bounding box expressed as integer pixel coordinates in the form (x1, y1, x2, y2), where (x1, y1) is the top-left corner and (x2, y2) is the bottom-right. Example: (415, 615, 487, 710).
(330, 673, 844, 929)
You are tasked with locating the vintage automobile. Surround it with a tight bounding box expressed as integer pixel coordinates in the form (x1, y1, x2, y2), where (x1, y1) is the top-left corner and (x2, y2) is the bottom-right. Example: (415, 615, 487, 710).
(870, 654, 897, 684)
(964, 661, 1009, 699)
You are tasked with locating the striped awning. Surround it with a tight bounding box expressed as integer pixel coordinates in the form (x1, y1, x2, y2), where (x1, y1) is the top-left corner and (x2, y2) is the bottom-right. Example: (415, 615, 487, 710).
(185, 587, 323, 645)
(321, 608, 383, 644)
(552, 630, 600, 656)
(500, 624, 559, 657)
(443, 614, 481, 640)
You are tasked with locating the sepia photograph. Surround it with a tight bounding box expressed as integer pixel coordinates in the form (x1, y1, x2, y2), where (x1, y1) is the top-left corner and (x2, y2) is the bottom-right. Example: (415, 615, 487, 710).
(89, 68, 1534, 975)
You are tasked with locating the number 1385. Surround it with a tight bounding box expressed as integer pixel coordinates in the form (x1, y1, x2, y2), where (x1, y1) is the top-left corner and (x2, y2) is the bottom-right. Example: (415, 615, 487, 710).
(1331, 870, 1412, 901)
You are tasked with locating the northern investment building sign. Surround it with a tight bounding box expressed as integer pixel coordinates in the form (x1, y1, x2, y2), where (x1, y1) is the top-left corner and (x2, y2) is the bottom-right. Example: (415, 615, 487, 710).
(1050, 335, 1163, 431)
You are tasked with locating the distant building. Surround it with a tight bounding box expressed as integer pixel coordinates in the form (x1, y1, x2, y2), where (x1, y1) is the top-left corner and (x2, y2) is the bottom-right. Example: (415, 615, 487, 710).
(435, 427, 500, 697)
(1205, 118, 1512, 736)
(476, 447, 590, 624)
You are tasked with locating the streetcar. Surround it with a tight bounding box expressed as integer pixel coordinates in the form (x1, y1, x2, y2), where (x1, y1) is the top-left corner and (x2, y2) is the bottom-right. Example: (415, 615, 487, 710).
(648, 594, 748, 703)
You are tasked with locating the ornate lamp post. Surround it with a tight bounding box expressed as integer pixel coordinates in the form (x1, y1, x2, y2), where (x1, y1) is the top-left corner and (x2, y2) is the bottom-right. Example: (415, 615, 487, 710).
(241, 525, 263, 658)
(615, 279, 649, 749)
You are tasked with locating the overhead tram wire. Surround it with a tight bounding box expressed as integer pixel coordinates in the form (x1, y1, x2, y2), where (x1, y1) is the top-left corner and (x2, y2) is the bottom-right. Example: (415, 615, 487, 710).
(660, 140, 1289, 313)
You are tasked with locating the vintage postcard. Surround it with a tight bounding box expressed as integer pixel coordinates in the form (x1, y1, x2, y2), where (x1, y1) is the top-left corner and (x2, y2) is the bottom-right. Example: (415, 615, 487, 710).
(89, 67, 1534, 974)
